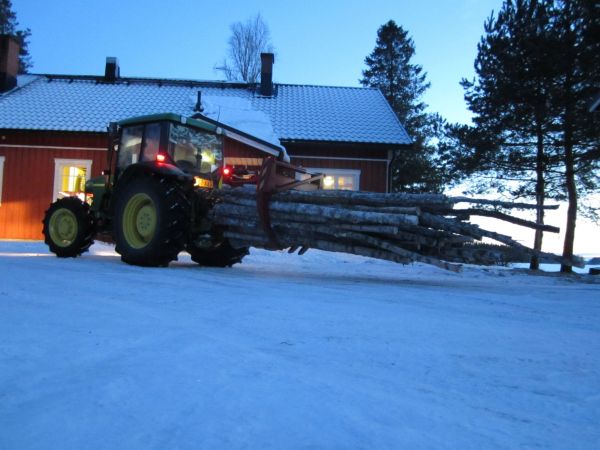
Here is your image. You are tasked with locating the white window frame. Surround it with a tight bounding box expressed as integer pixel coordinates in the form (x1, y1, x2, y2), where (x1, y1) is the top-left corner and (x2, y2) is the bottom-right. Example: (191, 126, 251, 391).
(53, 158, 92, 201)
(0, 156, 5, 206)
(308, 167, 361, 191)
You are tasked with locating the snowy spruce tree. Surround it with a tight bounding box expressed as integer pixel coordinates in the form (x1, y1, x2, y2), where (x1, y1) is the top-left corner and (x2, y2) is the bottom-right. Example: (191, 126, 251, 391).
(361, 20, 445, 193)
(0, 0, 32, 73)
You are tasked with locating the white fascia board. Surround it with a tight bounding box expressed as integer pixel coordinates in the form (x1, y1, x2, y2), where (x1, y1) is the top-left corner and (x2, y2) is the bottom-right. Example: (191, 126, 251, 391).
(222, 129, 281, 158)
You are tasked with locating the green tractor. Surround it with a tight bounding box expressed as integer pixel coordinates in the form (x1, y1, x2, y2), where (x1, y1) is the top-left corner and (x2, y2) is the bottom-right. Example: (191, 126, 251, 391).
(42, 113, 287, 267)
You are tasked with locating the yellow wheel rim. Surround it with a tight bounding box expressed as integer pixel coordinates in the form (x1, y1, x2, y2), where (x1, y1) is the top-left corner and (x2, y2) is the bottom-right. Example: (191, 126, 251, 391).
(122, 193, 157, 249)
(48, 208, 78, 247)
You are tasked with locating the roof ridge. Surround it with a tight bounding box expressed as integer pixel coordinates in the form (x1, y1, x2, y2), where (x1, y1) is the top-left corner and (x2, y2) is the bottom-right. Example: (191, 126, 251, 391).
(23, 73, 379, 91)
(29, 74, 250, 89)
(276, 83, 377, 90)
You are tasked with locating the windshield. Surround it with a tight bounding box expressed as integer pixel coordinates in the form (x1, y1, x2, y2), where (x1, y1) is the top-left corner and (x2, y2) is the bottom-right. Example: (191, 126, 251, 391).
(169, 123, 223, 175)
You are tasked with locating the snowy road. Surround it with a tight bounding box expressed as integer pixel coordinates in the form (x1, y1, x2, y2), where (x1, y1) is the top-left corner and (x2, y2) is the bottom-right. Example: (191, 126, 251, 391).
(1, 241, 599, 449)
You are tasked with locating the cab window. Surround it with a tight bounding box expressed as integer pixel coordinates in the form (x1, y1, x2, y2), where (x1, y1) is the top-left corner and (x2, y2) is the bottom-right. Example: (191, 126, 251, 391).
(169, 124, 223, 174)
(140, 123, 162, 162)
(118, 126, 143, 170)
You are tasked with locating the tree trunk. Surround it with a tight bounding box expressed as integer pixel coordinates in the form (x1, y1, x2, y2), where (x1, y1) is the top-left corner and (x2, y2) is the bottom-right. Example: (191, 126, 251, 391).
(561, 136, 577, 273)
(560, 13, 578, 275)
(530, 119, 546, 270)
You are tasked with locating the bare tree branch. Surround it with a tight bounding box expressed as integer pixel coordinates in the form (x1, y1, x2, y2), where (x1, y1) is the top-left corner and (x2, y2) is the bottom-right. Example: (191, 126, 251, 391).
(215, 14, 274, 83)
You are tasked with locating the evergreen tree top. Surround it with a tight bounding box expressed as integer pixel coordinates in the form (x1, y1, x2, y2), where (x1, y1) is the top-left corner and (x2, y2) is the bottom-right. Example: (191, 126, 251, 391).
(360, 20, 446, 194)
(0, 0, 32, 74)
(360, 19, 429, 140)
(0, 0, 18, 34)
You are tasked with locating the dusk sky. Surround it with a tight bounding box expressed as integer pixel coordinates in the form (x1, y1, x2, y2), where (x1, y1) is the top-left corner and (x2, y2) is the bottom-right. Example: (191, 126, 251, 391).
(15, 0, 503, 125)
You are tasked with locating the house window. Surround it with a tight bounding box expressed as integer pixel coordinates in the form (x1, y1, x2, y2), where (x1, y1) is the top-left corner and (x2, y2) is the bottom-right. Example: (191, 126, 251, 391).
(53, 159, 92, 201)
(0, 156, 4, 206)
(309, 168, 360, 191)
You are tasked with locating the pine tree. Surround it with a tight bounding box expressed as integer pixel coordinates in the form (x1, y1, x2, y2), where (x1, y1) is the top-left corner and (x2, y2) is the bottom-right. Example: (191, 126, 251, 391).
(456, 0, 599, 271)
(551, 0, 599, 272)
(361, 20, 444, 193)
(459, 0, 564, 269)
(0, 0, 32, 73)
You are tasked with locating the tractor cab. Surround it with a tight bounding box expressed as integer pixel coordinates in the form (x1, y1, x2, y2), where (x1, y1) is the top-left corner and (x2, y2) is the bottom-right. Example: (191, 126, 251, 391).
(114, 113, 224, 189)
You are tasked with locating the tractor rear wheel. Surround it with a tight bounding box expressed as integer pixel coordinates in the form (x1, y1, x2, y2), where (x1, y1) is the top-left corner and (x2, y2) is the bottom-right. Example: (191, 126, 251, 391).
(187, 240, 249, 268)
(43, 197, 94, 257)
(114, 174, 190, 267)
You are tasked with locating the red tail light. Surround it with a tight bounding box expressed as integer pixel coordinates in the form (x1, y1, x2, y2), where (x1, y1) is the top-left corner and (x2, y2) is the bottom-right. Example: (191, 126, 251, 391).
(156, 154, 166, 163)
(223, 167, 231, 176)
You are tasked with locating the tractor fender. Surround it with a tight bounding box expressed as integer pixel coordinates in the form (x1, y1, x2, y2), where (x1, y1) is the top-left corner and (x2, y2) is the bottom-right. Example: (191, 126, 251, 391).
(116, 162, 193, 188)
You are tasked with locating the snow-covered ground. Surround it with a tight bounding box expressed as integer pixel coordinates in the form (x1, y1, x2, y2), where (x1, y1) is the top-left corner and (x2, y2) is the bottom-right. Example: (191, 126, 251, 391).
(1, 241, 599, 449)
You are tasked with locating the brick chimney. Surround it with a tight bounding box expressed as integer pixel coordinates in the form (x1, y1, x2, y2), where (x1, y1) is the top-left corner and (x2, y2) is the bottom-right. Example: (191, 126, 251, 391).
(104, 56, 120, 82)
(0, 35, 20, 93)
(260, 52, 274, 97)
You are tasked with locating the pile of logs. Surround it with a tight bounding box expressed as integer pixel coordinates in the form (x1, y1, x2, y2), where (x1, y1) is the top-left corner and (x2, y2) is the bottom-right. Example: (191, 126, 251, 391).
(208, 187, 580, 272)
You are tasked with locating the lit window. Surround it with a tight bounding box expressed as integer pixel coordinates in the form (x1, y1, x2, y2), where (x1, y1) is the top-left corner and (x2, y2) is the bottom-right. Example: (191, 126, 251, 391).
(309, 168, 360, 191)
(323, 175, 335, 189)
(53, 159, 92, 201)
(0, 155, 4, 206)
(337, 175, 355, 190)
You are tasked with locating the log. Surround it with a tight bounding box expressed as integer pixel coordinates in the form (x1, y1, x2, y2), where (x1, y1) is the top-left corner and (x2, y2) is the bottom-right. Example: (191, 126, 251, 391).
(273, 221, 462, 272)
(217, 194, 422, 216)
(267, 201, 419, 226)
(476, 228, 585, 267)
(208, 187, 578, 271)
(214, 207, 455, 249)
(222, 230, 463, 271)
(218, 188, 452, 208)
(218, 188, 559, 210)
(419, 212, 485, 240)
(211, 216, 403, 239)
(337, 224, 402, 234)
(212, 209, 456, 251)
(212, 202, 419, 227)
(442, 208, 560, 233)
(448, 196, 560, 210)
(347, 205, 422, 215)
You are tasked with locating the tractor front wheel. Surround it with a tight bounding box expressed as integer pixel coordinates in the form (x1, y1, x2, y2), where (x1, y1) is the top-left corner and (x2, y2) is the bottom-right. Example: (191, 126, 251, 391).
(114, 174, 190, 267)
(43, 197, 94, 257)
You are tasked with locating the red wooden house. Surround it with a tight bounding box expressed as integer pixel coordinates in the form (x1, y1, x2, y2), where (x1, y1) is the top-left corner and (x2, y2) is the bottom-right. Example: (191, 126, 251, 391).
(0, 36, 411, 240)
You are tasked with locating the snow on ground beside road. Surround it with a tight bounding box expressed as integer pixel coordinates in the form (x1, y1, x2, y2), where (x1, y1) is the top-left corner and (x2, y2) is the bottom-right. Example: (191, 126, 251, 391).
(1, 241, 599, 449)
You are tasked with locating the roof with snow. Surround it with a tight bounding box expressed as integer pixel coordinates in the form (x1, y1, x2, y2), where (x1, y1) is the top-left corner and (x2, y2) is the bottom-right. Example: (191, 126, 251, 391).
(0, 75, 411, 146)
